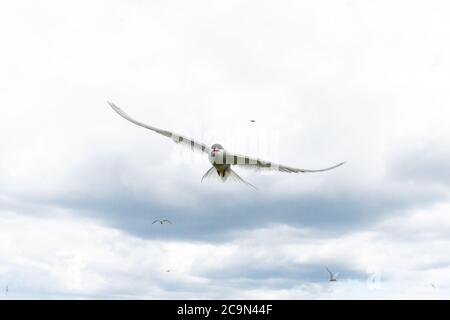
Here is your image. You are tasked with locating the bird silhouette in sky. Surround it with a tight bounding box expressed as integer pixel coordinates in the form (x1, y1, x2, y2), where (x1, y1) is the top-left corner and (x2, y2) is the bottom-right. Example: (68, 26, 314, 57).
(152, 219, 172, 225)
(326, 267, 338, 282)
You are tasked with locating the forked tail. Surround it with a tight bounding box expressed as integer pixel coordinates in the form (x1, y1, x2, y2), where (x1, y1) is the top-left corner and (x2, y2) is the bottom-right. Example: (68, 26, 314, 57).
(228, 168, 257, 190)
(201, 167, 257, 190)
(201, 166, 217, 182)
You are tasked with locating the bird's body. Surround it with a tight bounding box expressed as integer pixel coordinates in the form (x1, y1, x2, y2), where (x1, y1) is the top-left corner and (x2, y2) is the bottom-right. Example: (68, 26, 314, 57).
(207, 144, 232, 179)
(211, 163, 230, 179)
(108, 102, 345, 188)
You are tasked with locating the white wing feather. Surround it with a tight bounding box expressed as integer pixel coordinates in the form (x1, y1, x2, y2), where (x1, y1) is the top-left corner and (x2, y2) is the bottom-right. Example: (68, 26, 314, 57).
(228, 153, 345, 173)
(108, 102, 211, 154)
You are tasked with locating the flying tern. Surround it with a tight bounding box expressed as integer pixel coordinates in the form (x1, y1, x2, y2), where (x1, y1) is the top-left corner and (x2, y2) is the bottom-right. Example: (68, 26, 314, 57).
(326, 267, 338, 282)
(152, 219, 172, 225)
(108, 102, 345, 188)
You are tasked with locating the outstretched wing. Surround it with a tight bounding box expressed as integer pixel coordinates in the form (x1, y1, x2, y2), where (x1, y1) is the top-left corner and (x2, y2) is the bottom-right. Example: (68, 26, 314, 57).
(224, 152, 345, 173)
(108, 102, 211, 154)
(152, 220, 159, 224)
(325, 267, 333, 276)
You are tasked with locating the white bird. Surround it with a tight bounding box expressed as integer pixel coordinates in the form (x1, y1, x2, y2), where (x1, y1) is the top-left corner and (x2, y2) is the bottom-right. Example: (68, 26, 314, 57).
(326, 267, 338, 282)
(108, 102, 345, 188)
(152, 219, 172, 225)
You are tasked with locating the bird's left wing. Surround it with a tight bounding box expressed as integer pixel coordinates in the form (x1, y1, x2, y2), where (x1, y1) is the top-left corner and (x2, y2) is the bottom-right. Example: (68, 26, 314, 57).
(225, 152, 345, 173)
(108, 102, 211, 154)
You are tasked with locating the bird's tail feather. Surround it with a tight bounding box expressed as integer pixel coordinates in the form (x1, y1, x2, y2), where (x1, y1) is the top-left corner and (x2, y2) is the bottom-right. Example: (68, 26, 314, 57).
(201, 167, 257, 190)
(201, 166, 218, 182)
(228, 168, 257, 190)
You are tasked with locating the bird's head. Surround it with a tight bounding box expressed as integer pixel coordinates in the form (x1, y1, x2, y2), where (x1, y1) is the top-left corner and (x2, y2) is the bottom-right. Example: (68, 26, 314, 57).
(211, 144, 224, 156)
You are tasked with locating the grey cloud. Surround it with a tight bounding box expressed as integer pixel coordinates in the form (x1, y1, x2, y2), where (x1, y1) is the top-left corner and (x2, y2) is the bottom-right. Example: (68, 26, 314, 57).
(4, 179, 444, 243)
(2, 0, 450, 299)
(200, 263, 368, 286)
(2, 137, 448, 249)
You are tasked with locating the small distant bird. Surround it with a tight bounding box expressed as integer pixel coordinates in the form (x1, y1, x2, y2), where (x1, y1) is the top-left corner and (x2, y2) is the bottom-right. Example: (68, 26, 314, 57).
(250, 120, 256, 123)
(166, 270, 171, 273)
(326, 267, 338, 282)
(431, 283, 436, 289)
(5, 285, 8, 295)
(152, 219, 172, 225)
(108, 102, 345, 189)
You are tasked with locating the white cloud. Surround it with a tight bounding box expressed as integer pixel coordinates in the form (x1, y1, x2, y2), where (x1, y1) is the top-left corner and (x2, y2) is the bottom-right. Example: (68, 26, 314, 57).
(1, 0, 450, 299)
(2, 202, 450, 299)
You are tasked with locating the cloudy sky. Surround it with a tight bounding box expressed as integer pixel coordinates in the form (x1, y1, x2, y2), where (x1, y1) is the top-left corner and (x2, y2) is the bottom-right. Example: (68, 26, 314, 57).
(1, 0, 450, 299)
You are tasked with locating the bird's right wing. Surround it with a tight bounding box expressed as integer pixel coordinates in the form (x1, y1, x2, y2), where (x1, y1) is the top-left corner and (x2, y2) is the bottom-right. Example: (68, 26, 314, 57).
(108, 102, 211, 154)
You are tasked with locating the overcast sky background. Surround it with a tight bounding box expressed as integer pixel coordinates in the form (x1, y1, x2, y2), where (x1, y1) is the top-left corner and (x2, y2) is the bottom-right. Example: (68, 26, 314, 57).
(1, 0, 450, 299)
